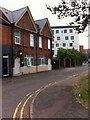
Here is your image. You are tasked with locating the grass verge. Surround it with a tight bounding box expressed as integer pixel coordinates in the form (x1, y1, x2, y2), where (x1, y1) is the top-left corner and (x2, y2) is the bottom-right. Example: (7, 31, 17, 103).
(74, 75, 89, 109)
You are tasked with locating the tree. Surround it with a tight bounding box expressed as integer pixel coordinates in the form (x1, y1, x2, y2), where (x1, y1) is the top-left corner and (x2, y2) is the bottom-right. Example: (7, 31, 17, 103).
(46, 0, 90, 33)
(57, 48, 87, 65)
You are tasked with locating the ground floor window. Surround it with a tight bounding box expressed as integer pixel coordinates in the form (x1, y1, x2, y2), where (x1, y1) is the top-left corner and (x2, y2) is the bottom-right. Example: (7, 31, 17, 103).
(24, 55, 34, 66)
(39, 56, 46, 65)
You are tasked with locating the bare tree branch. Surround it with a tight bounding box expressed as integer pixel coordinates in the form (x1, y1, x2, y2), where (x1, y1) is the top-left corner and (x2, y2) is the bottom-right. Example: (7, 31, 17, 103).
(46, 0, 90, 33)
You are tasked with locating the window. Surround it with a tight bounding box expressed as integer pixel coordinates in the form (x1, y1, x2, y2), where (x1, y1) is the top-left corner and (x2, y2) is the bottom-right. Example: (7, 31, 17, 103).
(56, 43, 59, 47)
(30, 34, 34, 47)
(15, 30, 20, 44)
(71, 36, 74, 40)
(70, 43, 73, 47)
(39, 36, 42, 48)
(61, 30, 63, 33)
(52, 43, 54, 48)
(48, 39, 50, 49)
(39, 56, 46, 65)
(24, 55, 34, 66)
(65, 36, 69, 40)
(64, 29, 67, 33)
(56, 30, 59, 34)
(52, 30, 54, 34)
(69, 29, 73, 33)
(63, 43, 66, 47)
(57, 37, 60, 40)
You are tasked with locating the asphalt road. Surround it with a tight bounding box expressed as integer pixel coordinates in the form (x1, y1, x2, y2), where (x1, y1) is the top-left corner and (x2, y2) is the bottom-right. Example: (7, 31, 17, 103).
(2, 65, 88, 119)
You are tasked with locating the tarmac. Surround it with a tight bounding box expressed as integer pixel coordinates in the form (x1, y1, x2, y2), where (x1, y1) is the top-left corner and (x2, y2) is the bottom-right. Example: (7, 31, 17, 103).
(30, 71, 88, 119)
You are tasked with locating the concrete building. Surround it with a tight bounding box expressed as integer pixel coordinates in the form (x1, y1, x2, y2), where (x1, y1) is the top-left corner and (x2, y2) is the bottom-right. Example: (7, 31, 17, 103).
(51, 26, 79, 57)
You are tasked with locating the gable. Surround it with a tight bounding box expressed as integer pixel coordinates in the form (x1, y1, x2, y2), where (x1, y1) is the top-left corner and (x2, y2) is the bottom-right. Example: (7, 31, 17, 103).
(0, 10, 10, 23)
(40, 21, 52, 38)
(16, 11, 36, 32)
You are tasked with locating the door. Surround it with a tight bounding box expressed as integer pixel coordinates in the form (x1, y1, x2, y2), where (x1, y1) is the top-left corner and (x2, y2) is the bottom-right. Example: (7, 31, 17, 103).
(3, 56, 9, 76)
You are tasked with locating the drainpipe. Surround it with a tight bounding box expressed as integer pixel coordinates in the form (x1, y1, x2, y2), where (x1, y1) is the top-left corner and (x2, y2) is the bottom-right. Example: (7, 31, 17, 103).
(36, 32, 39, 72)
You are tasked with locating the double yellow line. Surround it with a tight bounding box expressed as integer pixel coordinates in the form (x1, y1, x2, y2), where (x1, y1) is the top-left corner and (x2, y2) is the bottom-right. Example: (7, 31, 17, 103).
(13, 92, 33, 120)
(13, 82, 55, 119)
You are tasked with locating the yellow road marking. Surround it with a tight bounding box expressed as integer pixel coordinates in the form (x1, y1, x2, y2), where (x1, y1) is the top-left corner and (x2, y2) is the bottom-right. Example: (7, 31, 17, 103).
(13, 102, 22, 120)
(20, 94, 33, 119)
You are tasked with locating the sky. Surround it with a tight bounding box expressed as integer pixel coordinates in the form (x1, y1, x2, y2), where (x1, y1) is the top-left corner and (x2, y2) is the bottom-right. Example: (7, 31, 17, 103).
(0, 0, 88, 49)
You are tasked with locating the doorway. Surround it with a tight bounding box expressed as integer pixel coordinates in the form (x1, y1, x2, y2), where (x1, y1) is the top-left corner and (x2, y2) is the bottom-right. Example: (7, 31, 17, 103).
(3, 56, 9, 76)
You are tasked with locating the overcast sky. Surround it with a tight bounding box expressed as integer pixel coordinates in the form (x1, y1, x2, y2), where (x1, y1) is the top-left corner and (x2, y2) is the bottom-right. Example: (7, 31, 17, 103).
(0, 0, 88, 49)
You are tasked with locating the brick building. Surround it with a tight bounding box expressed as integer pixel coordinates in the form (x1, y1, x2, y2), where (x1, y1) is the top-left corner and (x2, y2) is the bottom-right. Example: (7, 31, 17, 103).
(0, 6, 52, 76)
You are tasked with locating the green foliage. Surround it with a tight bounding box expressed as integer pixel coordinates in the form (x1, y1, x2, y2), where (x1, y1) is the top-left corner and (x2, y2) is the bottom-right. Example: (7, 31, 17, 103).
(57, 48, 87, 63)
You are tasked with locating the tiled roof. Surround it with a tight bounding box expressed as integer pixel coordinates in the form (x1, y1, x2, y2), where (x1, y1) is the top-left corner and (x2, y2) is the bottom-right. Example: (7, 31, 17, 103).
(0, 6, 27, 23)
(35, 18, 47, 30)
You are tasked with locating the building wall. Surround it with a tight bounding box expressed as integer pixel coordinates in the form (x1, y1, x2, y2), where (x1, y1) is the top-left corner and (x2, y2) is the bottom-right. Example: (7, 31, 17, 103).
(0, 24, 11, 45)
(1, 24, 13, 76)
(52, 27, 79, 57)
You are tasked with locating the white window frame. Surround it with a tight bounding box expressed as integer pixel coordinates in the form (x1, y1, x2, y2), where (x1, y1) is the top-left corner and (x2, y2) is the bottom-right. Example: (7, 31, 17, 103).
(71, 36, 74, 40)
(69, 29, 73, 33)
(24, 55, 34, 67)
(48, 39, 50, 49)
(65, 36, 69, 40)
(39, 36, 42, 48)
(39, 56, 46, 65)
(15, 30, 20, 44)
(30, 34, 34, 47)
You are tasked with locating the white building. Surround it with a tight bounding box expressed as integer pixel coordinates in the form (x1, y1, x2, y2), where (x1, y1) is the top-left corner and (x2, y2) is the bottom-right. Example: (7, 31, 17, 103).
(51, 26, 79, 57)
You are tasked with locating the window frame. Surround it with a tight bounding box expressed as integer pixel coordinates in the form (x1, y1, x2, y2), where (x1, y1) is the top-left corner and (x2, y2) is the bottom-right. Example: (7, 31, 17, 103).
(39, 56, 46, 65)
(69, 43, 73, 47)
(63, 43, 66, 47)
(30, 34, 34, 47)
(71, 36, 74, 40)
(24, 55, 34, 67)
(15, 30, 20, 44)
(64, 29, 67, 33)
(39, 36, 42, 48)
(57, 36, 60, 40)
(65, 36, 69, 40)
(69, 29, 73, 33)
(56, 30, 59, 34)
(48, 39, 50, 49)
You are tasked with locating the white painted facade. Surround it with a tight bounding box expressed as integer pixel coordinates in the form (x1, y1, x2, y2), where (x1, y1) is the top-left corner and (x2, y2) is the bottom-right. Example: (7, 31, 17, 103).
(51, 26, 79, 57)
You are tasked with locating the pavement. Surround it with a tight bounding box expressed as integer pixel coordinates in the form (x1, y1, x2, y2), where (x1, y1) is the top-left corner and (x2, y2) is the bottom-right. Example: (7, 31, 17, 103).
(30, 71, 88, 119)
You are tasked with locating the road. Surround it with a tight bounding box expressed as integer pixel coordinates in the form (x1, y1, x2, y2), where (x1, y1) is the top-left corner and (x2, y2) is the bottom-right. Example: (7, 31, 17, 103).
(2, 65, 88, 119)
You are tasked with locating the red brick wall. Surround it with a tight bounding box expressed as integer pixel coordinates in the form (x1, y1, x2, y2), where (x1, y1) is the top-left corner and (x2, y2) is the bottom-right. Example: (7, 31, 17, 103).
(17, 12, 36, 31)
(41, 22, 52, 37)
(0, 24, 11, 45)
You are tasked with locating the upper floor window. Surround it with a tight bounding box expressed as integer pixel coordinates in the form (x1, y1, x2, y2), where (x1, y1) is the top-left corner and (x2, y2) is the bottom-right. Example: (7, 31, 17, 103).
(52, 43, 54, 48)
(69, 29, 73, 33)
(24, 55, 34, 67)
(57, 37, 60, 40)
(65, 36, 69, 40)
(71, 36, 74, 40)
(52, 30, 54, 34)
(30, 34, 34, 47)
(61, 30, 63, 33)
(15, 30, 20, 44)
(56, 30, 59, 34)
(64, 29, 67, 33)
(48, 39, 50, 49)
(39, 36, 42, 48)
